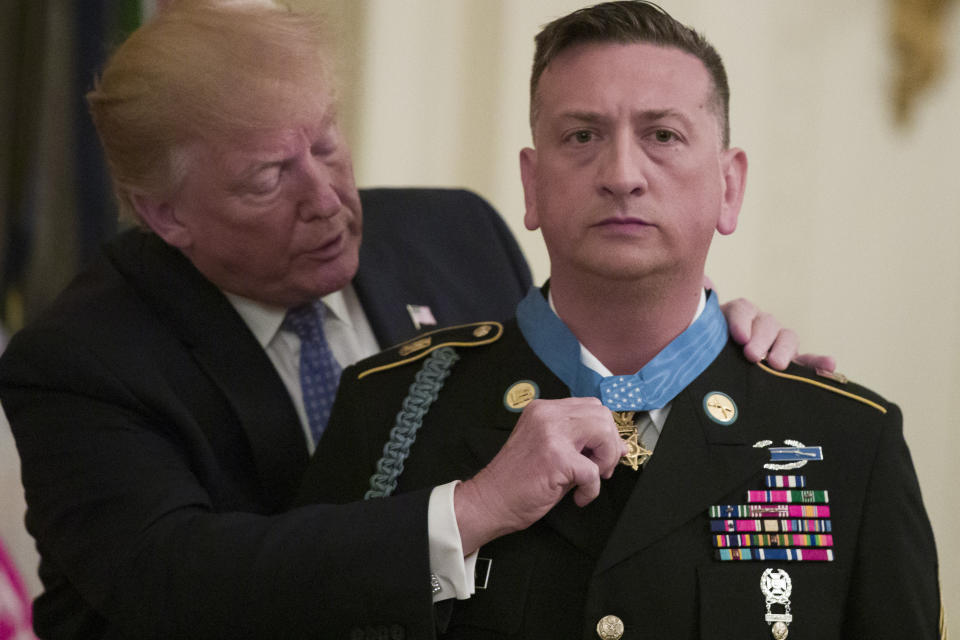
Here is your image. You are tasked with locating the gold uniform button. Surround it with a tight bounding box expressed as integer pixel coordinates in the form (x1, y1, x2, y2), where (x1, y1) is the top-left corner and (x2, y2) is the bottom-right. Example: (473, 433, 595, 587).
(398, 336, 431, 357)
(472, 324, 492, 338)
(596, 614, 624, 640)
(816, 367, 849, 384)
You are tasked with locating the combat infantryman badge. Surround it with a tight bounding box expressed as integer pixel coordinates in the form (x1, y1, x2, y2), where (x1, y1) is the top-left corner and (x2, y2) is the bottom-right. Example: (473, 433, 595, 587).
(754, 439, 824, 470)
(760, 568, 793, 639)
(613, 411, 652, 470)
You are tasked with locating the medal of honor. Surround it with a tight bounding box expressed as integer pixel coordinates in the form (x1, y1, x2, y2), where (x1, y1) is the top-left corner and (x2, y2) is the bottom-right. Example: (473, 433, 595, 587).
(760, 568, 793, 639)
(612, 411, 652, 470)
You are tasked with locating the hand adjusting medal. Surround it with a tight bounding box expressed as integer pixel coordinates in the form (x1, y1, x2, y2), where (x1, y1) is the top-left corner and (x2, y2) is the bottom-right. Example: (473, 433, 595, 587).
(612, 411, 652, 470)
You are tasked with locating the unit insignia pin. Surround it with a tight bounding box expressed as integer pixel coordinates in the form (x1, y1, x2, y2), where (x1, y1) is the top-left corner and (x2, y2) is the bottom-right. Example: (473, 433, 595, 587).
(760, 568, 793, 639)
(703, 392, 737, 425)
(613, 411, 652, 470)
(503, 380, 539, 412)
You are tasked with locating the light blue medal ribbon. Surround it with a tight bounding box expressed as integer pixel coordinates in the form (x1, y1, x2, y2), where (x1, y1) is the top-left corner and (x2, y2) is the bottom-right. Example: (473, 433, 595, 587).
(516, 286, 728, 411)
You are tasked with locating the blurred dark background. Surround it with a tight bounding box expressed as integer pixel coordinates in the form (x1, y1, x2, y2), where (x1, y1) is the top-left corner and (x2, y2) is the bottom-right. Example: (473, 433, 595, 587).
(0, 2, 149, 336)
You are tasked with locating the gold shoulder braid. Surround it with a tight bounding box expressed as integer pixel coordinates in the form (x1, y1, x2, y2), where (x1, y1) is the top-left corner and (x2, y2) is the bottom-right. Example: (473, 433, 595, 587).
(357, 321, 503, 380)
(756, 362, 887, 414)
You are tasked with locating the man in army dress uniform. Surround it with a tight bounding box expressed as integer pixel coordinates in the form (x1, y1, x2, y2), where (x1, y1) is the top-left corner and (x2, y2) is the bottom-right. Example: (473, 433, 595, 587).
(299, 2, 941, 638)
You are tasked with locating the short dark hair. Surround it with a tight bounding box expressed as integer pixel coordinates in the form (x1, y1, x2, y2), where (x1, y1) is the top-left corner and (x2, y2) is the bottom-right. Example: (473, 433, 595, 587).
(530, 1, 730, 147)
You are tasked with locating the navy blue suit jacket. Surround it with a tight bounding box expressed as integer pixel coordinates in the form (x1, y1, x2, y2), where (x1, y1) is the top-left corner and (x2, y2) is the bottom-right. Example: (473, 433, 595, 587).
(0, 188, 530, 639)
(356, 188, 531, 348)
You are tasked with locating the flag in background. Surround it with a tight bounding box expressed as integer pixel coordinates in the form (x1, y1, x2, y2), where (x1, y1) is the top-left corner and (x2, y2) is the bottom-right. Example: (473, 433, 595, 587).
(1, 0, 150, 336)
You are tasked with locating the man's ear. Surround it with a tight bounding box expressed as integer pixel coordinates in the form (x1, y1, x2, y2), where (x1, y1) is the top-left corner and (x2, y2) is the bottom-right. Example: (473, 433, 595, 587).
(131, 192, 193, 248)
(519, 147, 540, 231)
(716, 147, 747, 236)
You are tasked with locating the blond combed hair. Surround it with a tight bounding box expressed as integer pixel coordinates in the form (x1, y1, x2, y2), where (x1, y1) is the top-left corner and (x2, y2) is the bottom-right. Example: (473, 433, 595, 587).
(87, 0, 337, 223)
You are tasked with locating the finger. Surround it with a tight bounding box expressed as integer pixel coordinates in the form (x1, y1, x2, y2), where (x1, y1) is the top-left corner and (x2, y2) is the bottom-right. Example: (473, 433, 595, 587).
(764, 328, 799, 370)
(794, 353, 837, 372)
(581, 408, 627, 479)
(568, 456, 602, 507)
(508, 397, 597, 443)
(742, 312, 782, 363)
(582, 430, 626, 479)
(722, 298, 757, 345)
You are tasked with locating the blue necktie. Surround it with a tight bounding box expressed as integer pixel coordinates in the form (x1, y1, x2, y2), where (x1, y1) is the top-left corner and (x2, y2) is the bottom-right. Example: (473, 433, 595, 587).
(284, 301, 342, 447)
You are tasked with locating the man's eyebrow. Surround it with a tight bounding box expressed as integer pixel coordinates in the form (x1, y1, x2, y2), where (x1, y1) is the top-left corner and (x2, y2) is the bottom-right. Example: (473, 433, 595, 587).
(633, 108, 694, 128)
(230, 104, 339, 184)
(233, 158, 284, 181)
(556, 108, 694, 127)
(557, 110, 609, 125)
(224, 157, 285, 194)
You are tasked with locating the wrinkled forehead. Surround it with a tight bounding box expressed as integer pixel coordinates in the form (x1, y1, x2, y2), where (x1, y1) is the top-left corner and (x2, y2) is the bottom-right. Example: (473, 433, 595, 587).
(197, 63, 339, 134)
(186, 93, 339, 166)
(532, 42, 722, 141)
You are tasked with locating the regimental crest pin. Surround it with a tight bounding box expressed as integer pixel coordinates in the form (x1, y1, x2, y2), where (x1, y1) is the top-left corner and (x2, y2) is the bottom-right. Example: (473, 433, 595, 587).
(760, 568, 793, 639)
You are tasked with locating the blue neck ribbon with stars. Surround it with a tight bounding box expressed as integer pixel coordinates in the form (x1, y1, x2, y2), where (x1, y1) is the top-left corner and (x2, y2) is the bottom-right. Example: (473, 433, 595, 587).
(516, 286, 728, 411)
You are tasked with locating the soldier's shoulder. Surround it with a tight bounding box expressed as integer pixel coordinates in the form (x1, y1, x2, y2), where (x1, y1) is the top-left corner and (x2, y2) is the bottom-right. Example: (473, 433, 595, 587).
(754, 361, 892, 416)
(349, 321, 505, 381)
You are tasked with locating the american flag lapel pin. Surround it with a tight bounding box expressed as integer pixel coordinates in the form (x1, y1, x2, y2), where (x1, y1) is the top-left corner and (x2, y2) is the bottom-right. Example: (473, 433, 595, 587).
(406, 304, 437, 331)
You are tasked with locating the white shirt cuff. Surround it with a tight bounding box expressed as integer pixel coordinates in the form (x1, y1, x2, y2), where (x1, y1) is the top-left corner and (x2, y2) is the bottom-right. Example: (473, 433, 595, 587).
(428, 481, 477, 602)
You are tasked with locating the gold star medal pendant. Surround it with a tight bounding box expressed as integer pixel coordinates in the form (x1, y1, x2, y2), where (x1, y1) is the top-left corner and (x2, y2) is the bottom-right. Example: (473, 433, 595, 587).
(612, 411, 652, 470)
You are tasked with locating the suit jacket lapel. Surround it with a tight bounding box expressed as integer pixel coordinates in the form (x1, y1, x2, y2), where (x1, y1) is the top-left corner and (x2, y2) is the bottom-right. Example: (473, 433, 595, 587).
(353, 259, 414, 349)
(353, 190, 426, 348)
(106, 231, 308, 508)
(594, 343, 768, 573)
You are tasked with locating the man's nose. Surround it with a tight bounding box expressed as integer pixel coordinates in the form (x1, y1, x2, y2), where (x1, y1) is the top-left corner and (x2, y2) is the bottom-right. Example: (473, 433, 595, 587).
(597, 134, 648, 198)
(297, 157, 343, 219)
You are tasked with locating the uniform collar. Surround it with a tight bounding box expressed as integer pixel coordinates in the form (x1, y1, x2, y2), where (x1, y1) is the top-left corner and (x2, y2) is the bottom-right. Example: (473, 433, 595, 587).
(517, 285, 726, 411)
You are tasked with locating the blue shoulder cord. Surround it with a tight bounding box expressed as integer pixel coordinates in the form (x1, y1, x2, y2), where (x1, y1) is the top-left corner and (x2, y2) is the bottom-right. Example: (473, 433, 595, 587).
(364, 347, 461, 499)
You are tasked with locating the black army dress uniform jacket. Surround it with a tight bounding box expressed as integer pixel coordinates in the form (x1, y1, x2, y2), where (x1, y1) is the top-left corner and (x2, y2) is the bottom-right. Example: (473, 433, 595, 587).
(298, 319, 941, 639)
(0, 188, 530, 639)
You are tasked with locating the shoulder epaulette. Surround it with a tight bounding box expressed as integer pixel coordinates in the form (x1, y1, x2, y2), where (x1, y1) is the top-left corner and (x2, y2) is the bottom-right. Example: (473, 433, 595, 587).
(356, 321, 503, 380)
(756, 362, 887, 414)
